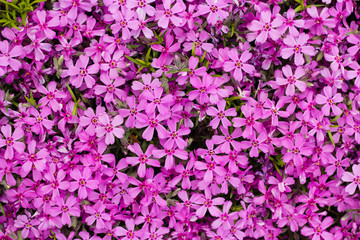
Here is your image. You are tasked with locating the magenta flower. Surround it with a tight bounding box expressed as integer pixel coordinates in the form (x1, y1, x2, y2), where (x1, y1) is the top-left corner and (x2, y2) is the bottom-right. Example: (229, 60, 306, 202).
(277, 8, 304, 36)
(100, 50, 127, 79)
(151, 33, 180, 61)
(183, 30, 214, 55)
(20, 140, 48, 177)
(0, 124, 25, 159)
(24, 34, 52, 61)
(118, 96, 147, 128)
(137, 113, 168, 141)
(128, 0, 155, 19)
(304, 6, 336, 35)
(212, 127, 242, 153)
(248, 11, 283, 44)
(85, 202, 111, 229)
(282, 135, 312, 167)
(206, 100, 236, 129)
(142, 87, 174, 115)
(153, 144, 188, 170)
(111, 9, 139, 40)
(40, 169, 69, 198)
(324, 47, 346, 73)
(14, 215, 40, 238)
(188, 74, 217, 104)
(155, 0, 184, 28)
(194, 189, 224, 218)
(51, 196, 80, 227)
(31, 10, 59, 39)
(281, 33, 316, 66)
(315, 86, 343, 116)
(239, 132, 269, 157)
(37, 81, 66, 112)
(301, 216, 334, 240)
(196, 0, 229, 26)
(79, 106, 106, 136)
(177, 56, 207, 85)
(223, 49, 255, 82)
(132, 73, 162, 93)
(96, 114, 125, 145)
(0, 40, 22, 71)
(64, 55, 99, 88)
(275, 65, 307, 96)
(233, 104, 263, 139)
(211, 201, 238, 230)
(342, 164, 360, 195)
(94, 75, 126, 103)
(116, 219, 141, 240)
(164, 120, 190, 149)
(69, 167, 99, 199)
(126, 143, 160, 178)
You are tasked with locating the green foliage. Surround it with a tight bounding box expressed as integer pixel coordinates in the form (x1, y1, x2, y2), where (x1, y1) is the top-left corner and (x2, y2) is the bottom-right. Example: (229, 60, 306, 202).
(0, 0, 45, 29)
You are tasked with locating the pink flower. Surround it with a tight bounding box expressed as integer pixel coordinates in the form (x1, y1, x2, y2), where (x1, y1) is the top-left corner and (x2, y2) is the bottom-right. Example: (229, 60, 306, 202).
(301, 216, 334, 240)
(248, 11, 283, 44)
(183, 30, 214, 55)
(206, 100, 236, 129)
(0, 124, 25, 159)
(85, 202, 111, 229)
(142, 87, 174, 115)
(94, 75, 126, 103)
(281, 33, 316, 66)
(315, 86, 343, 116)
(194, 189, 224, 218)
(64, 55, 99, 88)
(20, 140, 48, 177)
(155, 0, 184, 28)
(223, 49, 255, 82)
(277, 8, 304, 36)
(31, 10, 59, 39)
(127, 0, 156, 19)
(126, 143, 160, 178)
(211, 201, 238, 229)
(0, 40, 23, 71)
(69, 167, 99, 199)
(342, 164, 360, 195)
(196, 0, 229, 26)
(275, 65, 307, 96)
(37, 81, 66, 112)
(137, 112, 168, 141)
(79, 106, 106, 136)
(304, 6, 336, 35)
(96, 114, 125, 145)
(164, 120, 190, 149)
(51, 196, 81, 227)
(111, 9, 139, 40)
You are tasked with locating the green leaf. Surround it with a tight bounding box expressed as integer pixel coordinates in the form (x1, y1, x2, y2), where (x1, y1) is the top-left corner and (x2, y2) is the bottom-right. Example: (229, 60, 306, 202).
(191, 41, 196, 57)
(0, 0, 20, 11)
(199, 50, 207, 64)
(17, 230, 23, 240)
(66, 84, 77, 102)
(24, 91, 36, 106)
(0, 202, 5, 216)
(145, 48, 152, 63)
(327, 130, 335, 147)
(294, 5, 304, 13)
(316, 51, 324, 62)
(125, 55, 150, 68)
(331, 115, 340, 122)
(30, 0, 47, 5)
(72, 101, 78, 116)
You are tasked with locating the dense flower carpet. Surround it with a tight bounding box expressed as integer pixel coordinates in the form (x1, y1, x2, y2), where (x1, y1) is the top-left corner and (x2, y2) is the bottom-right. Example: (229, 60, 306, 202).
(0, 0, 360, 239)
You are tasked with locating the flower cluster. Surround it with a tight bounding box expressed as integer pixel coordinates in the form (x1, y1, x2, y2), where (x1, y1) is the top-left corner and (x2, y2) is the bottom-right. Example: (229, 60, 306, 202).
(0, 0, 360, 239)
